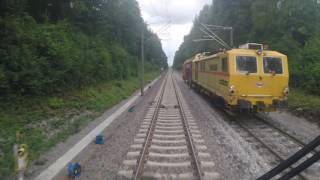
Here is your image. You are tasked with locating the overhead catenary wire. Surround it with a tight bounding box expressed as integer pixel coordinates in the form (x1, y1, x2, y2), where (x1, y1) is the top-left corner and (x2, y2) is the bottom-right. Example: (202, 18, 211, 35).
(199, 27, 229, 48)
(193, 38, 217, 42)
(198, 26, 230, 49)
(202, 24, 231, 48)
(140, 1, 171, 95)
(155, 21, 171, 35)
(200, 23, 231, 49)
(203, 24, 232, 30)
(198, 27, 223, 46)
(146, 0, 160, 18)
(203, 23, 234, 47)
(193, 19, 233, 49)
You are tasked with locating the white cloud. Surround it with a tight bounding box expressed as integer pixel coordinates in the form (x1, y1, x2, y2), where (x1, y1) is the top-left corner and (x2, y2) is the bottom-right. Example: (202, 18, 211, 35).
(137, 0, 211, 65)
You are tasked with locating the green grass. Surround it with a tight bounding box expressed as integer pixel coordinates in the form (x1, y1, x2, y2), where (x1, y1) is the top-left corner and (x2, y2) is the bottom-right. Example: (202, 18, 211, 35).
(0, 71, 159, 179)
(288, 89, 320, 119)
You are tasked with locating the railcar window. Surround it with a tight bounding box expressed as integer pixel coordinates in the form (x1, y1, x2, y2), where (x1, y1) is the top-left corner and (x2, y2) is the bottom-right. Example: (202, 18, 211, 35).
(263, 57, 283, 74)
(210, 64, 218, 71)
(222, 57, 228, 72)
(200, 62, 206, 71)
(236, 56, 257, 73)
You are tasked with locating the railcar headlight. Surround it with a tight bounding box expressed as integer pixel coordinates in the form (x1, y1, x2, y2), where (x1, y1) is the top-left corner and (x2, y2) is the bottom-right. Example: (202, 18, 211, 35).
(283, 87, 289, 97)
(256, 49, 263, 56)
(229, 85, 236, 95)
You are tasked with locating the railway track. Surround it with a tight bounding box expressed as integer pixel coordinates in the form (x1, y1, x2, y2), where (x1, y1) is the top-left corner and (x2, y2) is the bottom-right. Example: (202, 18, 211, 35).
(227, 114, 320, 179)
(117, 72, 219, 180)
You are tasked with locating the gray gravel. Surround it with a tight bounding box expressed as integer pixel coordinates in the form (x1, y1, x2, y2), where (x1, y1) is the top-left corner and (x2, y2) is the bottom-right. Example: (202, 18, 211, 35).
(262, 112, 320, 145)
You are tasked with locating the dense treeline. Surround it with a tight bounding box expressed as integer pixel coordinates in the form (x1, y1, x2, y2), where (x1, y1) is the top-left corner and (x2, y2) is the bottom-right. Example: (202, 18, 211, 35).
(173, 0, 320, 95)
(0, 0, 167, 96)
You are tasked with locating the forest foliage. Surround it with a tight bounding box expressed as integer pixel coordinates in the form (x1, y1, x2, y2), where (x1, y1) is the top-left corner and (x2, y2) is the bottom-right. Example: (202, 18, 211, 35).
(173, 0, 320, 95)
(0, 0, 167, 96)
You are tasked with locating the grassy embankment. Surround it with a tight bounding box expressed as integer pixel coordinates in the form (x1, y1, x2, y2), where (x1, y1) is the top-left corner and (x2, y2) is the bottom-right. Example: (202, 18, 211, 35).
(0, 71, 159, 179)
(288, 89, 320, 124)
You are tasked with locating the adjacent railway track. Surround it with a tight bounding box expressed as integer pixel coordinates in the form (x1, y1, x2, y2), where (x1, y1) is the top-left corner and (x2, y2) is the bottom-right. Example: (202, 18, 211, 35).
(117, 72, 219, 180)
(254, 114, 319, 155)
(226, 113, 320, 179)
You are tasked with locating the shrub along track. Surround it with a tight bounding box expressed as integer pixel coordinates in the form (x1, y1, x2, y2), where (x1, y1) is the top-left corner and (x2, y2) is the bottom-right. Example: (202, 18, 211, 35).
(117, 71, 219, 179)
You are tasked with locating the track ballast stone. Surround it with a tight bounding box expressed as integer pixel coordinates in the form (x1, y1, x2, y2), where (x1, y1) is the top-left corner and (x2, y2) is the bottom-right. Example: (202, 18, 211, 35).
(117, 73, 219, 180)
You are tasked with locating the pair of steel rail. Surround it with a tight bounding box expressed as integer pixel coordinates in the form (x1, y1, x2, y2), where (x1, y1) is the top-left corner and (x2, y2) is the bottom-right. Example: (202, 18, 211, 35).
(253, 115, 320, 180)
(228, 113, 320, 180)
(133, 72, 204, 180)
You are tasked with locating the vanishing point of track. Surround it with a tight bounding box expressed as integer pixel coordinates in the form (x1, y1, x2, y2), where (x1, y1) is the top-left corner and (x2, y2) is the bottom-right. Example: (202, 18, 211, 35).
(117, 72, 219, 179)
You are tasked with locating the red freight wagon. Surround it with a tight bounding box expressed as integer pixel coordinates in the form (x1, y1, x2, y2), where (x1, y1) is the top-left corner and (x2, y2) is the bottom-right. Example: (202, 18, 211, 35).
(183, 59, 193, 86)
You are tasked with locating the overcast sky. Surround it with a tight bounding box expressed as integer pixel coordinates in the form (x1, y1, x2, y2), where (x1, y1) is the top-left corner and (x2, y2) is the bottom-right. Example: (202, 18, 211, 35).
(137, 0, 212, 66)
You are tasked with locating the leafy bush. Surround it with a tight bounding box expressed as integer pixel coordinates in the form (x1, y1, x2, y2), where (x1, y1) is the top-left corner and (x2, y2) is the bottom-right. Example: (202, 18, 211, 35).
(0, 0, 168, 98)
(47, 97, 64, 109)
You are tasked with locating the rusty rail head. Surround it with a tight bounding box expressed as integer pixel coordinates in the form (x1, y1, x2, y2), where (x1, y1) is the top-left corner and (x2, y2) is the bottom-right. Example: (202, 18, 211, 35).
(171, 74, 203, 180)
(133, 73, 168, 180)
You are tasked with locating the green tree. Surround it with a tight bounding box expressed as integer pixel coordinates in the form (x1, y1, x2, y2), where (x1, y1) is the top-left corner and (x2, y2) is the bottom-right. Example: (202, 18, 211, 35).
(173, 0, 320, 95)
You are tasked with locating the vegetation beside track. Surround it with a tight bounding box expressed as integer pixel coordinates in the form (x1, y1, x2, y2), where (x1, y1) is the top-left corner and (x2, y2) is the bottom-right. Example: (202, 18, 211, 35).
(288, 90, 320, 125)
(0, 1, 168, 179)
(0, 71, 159, 179)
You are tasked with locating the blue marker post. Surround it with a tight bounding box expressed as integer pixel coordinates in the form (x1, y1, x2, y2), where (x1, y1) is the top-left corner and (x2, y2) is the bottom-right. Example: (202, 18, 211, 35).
(95, 135, 104, 145)
(67, 162, 81, 178)
(128, 105, 135, 112)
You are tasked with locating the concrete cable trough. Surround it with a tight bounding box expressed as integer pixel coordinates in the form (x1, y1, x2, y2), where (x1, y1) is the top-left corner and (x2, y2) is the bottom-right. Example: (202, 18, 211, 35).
(117, 72, 220, 180)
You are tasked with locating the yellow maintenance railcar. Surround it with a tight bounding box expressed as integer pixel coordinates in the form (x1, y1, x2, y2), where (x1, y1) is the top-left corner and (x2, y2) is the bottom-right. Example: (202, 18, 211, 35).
(185, 43, 289, 112)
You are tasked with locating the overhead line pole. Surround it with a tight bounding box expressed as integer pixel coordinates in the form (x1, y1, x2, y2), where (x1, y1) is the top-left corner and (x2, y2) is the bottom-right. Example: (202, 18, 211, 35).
(230, 27, 234, 48)
(140, 21, 171, 96)
(140, 29, 144, 96)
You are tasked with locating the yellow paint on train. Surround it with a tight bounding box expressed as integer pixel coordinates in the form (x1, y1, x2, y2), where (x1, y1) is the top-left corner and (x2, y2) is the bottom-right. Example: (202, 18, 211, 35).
(189, 46, 289, 112)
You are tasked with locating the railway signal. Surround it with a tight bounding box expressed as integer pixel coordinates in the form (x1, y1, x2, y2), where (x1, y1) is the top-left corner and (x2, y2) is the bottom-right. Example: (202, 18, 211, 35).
(14, 144, 28, 180)
(14, 131, 28, 180)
